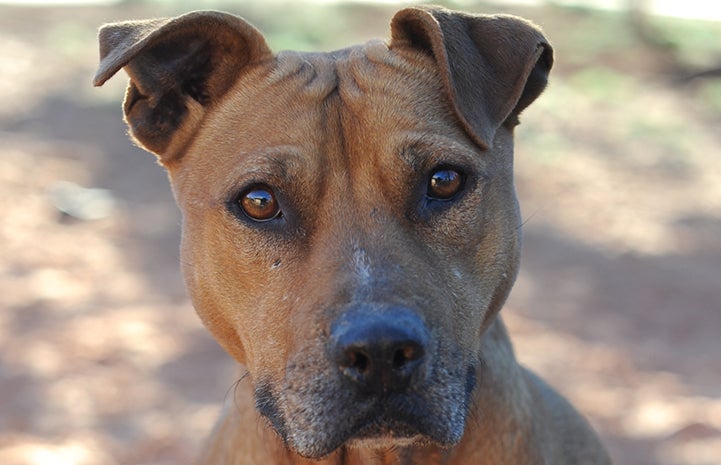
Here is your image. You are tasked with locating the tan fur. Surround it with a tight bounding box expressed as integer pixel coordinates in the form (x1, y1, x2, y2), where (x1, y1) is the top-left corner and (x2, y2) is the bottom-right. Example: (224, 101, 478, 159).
(95, 6, 611, 465)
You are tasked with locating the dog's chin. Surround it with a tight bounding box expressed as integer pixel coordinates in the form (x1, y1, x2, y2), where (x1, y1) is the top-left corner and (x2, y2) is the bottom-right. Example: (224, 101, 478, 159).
(346, 436, 423, 449)
(345, 430, 427, 450)
(286, 414, 463, 460)
(345, 418, 425, 448)
(290, 432, 432, 460)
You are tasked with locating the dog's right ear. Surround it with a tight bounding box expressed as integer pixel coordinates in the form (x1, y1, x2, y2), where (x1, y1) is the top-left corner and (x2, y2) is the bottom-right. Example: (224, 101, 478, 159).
(94, 11, 272, 164)
(390, 7, 552, 151)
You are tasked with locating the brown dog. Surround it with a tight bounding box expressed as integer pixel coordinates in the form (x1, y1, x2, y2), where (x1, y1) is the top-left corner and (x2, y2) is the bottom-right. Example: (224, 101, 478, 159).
(95, 6, 611, 465)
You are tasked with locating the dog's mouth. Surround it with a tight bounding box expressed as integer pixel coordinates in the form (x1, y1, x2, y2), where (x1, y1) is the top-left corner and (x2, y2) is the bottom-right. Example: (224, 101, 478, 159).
(278, 394, 461, 459)
(352, 415, 424, 440)
(332, 396, 438, 445)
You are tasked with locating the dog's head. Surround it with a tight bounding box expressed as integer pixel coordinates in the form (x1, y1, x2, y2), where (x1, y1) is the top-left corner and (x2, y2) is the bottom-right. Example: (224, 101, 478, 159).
(96, 6, 551, 458)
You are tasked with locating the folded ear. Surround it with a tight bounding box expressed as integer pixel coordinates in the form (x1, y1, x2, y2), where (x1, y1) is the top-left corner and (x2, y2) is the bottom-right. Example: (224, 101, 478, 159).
(94, 11, 272, 163)
(390, 6, 553, 150)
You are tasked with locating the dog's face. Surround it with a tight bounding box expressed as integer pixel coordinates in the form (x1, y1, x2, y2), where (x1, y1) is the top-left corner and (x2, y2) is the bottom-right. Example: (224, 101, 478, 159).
(176, 45, 517, 456)
(95, 7, 552, 459)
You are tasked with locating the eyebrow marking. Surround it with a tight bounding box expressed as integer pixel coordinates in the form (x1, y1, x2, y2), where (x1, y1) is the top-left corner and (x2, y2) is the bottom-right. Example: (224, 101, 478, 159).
(398, 132, 481, 171)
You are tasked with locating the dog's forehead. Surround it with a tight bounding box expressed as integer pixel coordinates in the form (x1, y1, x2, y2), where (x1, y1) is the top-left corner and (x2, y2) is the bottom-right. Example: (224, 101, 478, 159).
(270, 39, 441, 105)
(181, 40, 451, 160)
(195, 39, 442, 140)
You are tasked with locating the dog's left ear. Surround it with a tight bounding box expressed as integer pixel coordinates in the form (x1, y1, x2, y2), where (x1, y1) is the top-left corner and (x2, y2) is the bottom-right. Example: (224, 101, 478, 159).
(390, 6, 553, 150)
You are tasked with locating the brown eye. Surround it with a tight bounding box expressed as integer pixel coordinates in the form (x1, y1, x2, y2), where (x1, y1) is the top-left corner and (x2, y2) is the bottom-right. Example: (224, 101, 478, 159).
(239, 185, 281, 222)
(428, 168, 463, 200)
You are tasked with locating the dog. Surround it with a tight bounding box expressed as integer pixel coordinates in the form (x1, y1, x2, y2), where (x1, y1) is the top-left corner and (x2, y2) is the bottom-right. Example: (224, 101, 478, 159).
(95, 6, 611, 464)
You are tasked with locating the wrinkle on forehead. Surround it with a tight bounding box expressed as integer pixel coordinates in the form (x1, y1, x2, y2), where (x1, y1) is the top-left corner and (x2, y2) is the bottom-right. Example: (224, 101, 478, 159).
(271, 50, 341, 101)
(263, 41, 440, 127)
(335, 40, 430, 106)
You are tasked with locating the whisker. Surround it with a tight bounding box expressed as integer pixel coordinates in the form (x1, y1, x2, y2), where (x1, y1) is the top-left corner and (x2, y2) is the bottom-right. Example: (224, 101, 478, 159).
(224, 369, 250, 411)
(516, 208, 541, 230)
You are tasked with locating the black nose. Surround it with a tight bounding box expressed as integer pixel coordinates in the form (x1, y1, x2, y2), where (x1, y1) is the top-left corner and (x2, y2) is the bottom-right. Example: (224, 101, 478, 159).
(329, 307, 430, 395)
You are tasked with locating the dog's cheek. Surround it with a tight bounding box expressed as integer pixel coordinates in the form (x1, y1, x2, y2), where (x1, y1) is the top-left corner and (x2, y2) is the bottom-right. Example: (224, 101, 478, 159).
(432, 182, 520, 345)
(472, 188, 522, 332)
(177, 211, 297, 373)
(179, 222, 250, 364)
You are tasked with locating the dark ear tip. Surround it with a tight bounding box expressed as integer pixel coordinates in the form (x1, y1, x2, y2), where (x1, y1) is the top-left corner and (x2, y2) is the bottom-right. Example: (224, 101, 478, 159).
(93, 58, 121, 87)
(92, 71, 109, 87)
(390, 7, 435, 40)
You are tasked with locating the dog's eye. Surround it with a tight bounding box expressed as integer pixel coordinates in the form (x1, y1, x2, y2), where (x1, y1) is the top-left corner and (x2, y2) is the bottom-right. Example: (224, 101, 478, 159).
(427, 168, 463, 200)
(238, 184, 282, 222)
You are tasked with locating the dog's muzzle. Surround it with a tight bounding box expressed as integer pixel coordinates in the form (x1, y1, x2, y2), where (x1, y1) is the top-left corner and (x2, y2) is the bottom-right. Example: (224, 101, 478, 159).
(256, 305, 475, 459)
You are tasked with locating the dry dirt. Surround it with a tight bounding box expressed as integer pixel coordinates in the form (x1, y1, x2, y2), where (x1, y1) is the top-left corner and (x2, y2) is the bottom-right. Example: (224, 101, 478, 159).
(1, 3, 720, 465)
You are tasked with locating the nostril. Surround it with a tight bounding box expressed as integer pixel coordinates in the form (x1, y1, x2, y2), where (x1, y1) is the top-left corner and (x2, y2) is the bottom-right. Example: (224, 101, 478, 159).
(345, 349, 370, 373)
(392, 343, 423, 370)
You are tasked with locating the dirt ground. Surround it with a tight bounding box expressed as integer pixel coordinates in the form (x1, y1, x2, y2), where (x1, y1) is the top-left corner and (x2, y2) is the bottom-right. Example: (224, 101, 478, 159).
(1, 2, 720, 465)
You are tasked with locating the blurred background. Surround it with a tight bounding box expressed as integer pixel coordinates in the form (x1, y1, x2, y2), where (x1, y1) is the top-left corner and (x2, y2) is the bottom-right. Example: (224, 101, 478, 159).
(1, 0, 720, 464)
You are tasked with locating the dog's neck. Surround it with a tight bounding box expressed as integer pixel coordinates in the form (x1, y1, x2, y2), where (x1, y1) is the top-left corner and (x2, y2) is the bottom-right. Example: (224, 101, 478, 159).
(200, 318, 541, 465)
